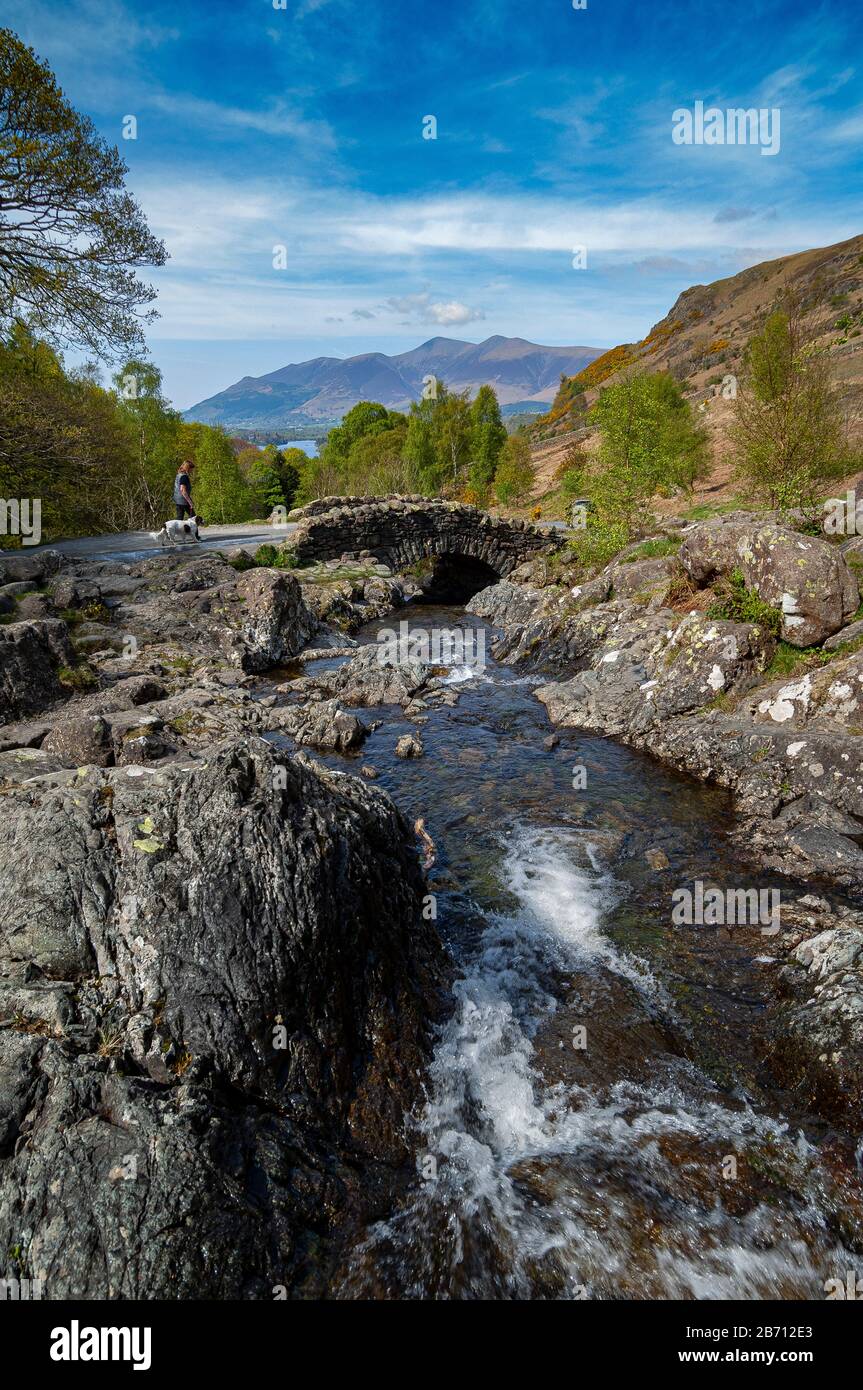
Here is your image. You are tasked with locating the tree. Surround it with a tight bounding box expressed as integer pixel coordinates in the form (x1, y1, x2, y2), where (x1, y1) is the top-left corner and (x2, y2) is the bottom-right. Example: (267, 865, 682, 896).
(0, 322, 139, 538)
(434, 389, 472, 487)
(192, 428, 252, 524)
(494, 432, 535, 506)
(587, 371, 708, 532)
(344, 422, 410, 494)
(404, 395, 439, 494)
(113, 359, 183, 526)
(0, 29, 166, 356)
(468, 384, 507, 495)
(731, 306, 854, 511)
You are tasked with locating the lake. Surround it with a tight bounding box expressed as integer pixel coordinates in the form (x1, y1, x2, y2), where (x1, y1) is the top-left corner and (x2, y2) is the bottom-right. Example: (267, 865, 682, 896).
(276, 438, 320, 457)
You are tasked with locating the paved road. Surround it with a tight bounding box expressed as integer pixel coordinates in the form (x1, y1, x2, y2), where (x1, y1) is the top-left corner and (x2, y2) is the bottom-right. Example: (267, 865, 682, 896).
(19, 522, 300, 566)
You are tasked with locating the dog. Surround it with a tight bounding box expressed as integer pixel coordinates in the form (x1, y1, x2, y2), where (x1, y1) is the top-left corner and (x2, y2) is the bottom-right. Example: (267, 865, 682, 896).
(151, 516, 202, 547)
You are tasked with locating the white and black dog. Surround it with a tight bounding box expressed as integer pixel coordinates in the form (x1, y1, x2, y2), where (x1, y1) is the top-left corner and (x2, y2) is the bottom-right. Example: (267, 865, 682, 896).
(151, 516, 202, 547)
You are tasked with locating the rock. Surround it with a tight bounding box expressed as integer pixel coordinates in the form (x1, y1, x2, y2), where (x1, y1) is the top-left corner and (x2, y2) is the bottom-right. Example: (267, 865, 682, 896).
(0, 620, 76, 722)
(360, 765, 378, 779)
(679, 516, 859, 647)
(823, 619, 863, 651)
(49, 575, 103, 609)
(645, 847, 670, 870)
(0, 720, 50, 752)
(543, 734, 560, 749)
(42, 715, 113, 767)
(395, 733, 424, 758)
(233, 569, 318, 672)
(536, 607, 772, 738)
(608, 556, 679, 603)
(0, 550, 62, 585)
(767, 902, 863, 1127)
(0, 581, 33, 601)
(293, 644, 431, 709)
(13, 593, 53, 621)
(0, 739, 445, 1298)
(276, 698, 369, 753)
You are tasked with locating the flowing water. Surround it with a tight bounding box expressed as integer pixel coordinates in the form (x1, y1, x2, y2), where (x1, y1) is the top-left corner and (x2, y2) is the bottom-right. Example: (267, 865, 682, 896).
(274, 604, 863, 1300)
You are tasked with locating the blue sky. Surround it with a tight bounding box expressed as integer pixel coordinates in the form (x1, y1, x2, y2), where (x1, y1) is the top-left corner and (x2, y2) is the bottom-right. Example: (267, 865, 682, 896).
(6, 0, 863, 408)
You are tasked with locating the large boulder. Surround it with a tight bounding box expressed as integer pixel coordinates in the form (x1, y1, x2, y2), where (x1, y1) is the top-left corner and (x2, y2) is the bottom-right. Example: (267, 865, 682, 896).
(679, 517, 859, 647)
(0, 619, 76, 723)
(536, 607, 773, 738)
(233, 569, 318, 672)
(0, 549, 63, 585)
(0, 739, 445, 1298)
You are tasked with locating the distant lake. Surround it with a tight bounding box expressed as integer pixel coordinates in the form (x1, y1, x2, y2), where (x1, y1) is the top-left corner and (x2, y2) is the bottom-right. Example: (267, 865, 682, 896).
(276, 438, 319, 457)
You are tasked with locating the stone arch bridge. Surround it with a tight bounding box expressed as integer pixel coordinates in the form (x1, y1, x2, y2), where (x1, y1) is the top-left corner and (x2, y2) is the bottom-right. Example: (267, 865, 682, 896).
(289, 496, 556, 594)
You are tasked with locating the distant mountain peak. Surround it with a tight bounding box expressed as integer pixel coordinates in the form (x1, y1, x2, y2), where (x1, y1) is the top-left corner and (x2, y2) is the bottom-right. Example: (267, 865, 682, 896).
(184, 336, 604, 430)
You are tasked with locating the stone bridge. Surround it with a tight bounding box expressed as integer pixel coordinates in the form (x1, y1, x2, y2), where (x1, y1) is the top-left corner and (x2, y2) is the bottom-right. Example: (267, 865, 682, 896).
(288, 496, 556, 594)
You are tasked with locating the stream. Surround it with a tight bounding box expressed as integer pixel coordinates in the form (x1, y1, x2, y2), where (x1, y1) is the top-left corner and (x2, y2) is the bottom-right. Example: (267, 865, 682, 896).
(276, 602, 863, 1300)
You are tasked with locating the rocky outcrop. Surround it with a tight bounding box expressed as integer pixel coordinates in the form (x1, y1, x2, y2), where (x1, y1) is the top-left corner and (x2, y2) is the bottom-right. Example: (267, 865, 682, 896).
(233, 568, 318, 672)
(468, 516, 863, 896)
(535, 606, 774, 737)
(0, 620, 76, 723)
(275, 698, 370, 753)
(0, 738, 445, 1299)
(287, 644, 433, 710)
(767, 896, 863, 1127)
(679, 517, 859, 646)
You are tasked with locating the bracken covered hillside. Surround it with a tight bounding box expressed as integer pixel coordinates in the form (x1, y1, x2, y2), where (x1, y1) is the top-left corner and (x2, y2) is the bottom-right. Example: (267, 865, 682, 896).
(529, 232, 863, 507)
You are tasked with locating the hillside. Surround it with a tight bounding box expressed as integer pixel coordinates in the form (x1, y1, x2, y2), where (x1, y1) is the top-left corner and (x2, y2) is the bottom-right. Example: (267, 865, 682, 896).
(184, 336, 603, 429)
(532, 233, 863, 505)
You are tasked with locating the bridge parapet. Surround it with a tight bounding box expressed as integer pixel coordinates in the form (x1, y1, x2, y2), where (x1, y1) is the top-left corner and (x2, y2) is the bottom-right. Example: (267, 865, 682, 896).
(289, 496, 556, 576)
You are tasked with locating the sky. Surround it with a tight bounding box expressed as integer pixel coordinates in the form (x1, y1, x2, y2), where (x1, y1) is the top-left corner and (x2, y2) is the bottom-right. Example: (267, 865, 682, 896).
(6, 0, 863, 409)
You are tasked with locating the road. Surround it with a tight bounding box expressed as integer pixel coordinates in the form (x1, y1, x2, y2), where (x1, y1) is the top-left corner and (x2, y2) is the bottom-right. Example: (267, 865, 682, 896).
(18, 522, 300, 565)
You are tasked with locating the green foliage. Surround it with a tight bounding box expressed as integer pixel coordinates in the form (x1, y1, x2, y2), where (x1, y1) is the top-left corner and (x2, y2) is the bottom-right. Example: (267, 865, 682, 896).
(0, 323, 138, 538)
(403, 382, 475, 495)
(228, 542, 299, 572)
(565, 517, 630, 575)
(707, 569, 783, 636)
(467, 384, 507, 494)
(112, 358, 184, 528)
(191, 427, 253, 525)
(493, 432, 535, 505)
(57, 663, 97, 691)
(732, 307, 855, 510)
(297, 401, 411, 502)
(0, 29, 166, 356)
(586, 371, 709, 536)
(620, 536, 682, 562)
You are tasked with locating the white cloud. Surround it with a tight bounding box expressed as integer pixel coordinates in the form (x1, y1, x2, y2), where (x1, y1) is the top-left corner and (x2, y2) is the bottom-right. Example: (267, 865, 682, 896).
(147, 93, 335, 146)
(383, 292, 485, 325)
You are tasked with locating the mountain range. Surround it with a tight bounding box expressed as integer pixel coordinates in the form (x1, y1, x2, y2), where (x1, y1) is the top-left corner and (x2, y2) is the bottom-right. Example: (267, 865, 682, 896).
(183, 336, 603, 428)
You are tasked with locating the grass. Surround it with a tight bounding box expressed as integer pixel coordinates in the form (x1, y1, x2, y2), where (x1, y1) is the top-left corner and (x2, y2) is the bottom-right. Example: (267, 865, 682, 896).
(618, 536, 682, 563)
(229, 543, 300, 572)
(764, 632, 863, 681)
(707, 569, 783, 637)
(57, 663, 97, 691)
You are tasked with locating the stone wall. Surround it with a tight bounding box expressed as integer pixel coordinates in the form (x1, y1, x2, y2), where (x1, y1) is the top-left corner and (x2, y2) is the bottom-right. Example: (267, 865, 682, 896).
(290, 497, 556, 576)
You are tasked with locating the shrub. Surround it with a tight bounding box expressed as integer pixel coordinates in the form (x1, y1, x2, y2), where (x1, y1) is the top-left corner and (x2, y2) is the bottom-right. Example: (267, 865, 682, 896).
(707, 569, 782, 636)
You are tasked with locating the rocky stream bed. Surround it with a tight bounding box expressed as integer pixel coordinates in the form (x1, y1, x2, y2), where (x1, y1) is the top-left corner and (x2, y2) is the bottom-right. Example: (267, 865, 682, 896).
(1, 505, 863, 1299)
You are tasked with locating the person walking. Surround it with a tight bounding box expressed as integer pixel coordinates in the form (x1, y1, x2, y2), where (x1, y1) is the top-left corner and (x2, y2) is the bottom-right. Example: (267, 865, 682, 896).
(173, 460, 198, 523)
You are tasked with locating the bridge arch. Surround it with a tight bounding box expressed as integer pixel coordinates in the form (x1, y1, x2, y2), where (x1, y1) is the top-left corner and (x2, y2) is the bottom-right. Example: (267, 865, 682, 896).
(289, 497, 555, 594)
